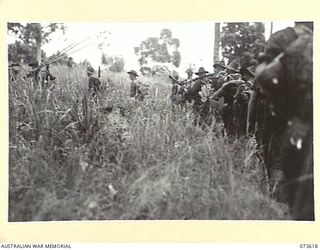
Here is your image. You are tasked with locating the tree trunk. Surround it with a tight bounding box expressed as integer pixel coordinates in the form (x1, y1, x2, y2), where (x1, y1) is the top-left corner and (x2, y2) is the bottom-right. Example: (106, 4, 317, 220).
(35, 23, 42, 64)
(36, 41, 41, 64)
(213, 23, 220, 73)
(214, 22, 220, 72)
(270, 21, 273, 37)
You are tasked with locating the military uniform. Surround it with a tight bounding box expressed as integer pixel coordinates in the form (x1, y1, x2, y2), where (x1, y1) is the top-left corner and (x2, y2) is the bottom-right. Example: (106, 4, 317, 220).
(255, 22, 314, 220)
(40, 64, 56, 88)
(232, 82, 252, 137)
(184, 78, 206, 110)
(128, 70, 144, 101)
(89, 76, 101, 94)
(228, 66, 255, 137)
(210, 61, 242, 135)
(247, 85, 285, 174)
(129, 79, 142, 100)
(26, 62, 41, 87)
(87, 66, 101, 98)
(212, 79, 244, 135)
(212, 61, 228, 90)
(183, 67, 213, 126)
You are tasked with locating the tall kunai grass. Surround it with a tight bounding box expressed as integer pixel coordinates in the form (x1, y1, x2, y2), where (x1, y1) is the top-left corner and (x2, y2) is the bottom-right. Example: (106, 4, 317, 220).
(8, 64, 290, 221)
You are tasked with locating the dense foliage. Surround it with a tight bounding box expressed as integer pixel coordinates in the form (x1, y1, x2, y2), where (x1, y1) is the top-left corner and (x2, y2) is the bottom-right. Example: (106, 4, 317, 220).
(101, 54, 125, 72)
(8, 23, 65, 63)
(134, 28, 181, 69)
(221, 22, 267, 67)
(8, 40, 46, 64)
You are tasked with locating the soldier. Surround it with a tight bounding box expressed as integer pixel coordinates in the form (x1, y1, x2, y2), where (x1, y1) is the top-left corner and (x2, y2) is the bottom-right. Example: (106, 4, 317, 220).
(210, 61, 227, 90)
(87, 66, 101, 98)
(245, 61, 290, 208)
(211, 60, 242, 92)
(183, 67, 213, 126)
(26, 61, 41, 87)
(215, 60, 241, 79)
(67, 57, 74, 68)
(232, 66, 255, 137)
(213, 60, 226, 74)
(239, 66, 255, 85)
(246, 62, 281, 178)
(211, 60, 243, 135)
(40, 63, 56, 88)
(127, 70, 144, 101)
(255, 22, 313, 220)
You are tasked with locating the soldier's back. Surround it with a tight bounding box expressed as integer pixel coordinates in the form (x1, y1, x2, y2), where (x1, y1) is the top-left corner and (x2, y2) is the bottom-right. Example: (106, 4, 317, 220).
(256, 23, 314, 220)
(89, 76, 101, 94)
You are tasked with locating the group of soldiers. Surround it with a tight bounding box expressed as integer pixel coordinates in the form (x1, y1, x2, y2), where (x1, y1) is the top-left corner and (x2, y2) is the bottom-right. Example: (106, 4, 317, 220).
(9, 61, 56, 88)
(166, 22, 313, 220)
(169, 60, 254, 136)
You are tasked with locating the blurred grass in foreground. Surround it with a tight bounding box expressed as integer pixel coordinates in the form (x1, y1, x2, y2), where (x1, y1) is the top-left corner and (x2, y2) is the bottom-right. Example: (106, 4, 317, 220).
(8, 64, 290, 221)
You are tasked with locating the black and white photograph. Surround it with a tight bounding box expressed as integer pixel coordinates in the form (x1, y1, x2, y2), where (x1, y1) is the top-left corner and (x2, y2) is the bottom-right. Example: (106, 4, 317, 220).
(7, 21, 313, 222)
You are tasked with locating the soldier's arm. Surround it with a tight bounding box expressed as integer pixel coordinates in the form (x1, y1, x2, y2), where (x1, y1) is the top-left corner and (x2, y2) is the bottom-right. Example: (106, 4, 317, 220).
(136, 80, 144, 95)
(212, 80, 243, 99)
(88, 77, 94, 91)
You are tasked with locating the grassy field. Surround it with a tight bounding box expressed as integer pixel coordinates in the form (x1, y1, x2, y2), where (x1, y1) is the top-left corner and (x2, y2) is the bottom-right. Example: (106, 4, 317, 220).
(8, 64, 290, 221)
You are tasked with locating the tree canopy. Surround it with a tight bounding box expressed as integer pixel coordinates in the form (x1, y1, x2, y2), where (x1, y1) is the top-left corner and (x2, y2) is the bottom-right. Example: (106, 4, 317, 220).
(134, 28, 181, 69)
(8, 23, 65, 63)
(101, 54, 125, 72)
(8, 40, 46, 64)
(220, 22, 266, 67)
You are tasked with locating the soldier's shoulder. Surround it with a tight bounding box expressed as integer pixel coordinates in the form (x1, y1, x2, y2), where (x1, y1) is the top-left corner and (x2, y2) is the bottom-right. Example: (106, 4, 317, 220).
(89, 76, 101, 83)
(193, 79, 203, 87)
(222, 80, 244, 87)
(268, 27, 297, 46)
(270, 27, 295, 40)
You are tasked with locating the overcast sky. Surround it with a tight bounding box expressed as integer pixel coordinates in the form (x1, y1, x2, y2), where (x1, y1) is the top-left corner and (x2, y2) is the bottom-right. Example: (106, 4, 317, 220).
(8, 21, 294, 76)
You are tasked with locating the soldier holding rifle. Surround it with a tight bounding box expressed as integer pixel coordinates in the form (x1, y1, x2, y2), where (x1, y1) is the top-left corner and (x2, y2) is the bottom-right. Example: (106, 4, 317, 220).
(232, 66, 255, 137)
(182, 67, 214, 126)
(210, 60, 243, 135)
(128, 69, 145, 101)
(87, 66, 101, 98)
(40, 63, 56, 88)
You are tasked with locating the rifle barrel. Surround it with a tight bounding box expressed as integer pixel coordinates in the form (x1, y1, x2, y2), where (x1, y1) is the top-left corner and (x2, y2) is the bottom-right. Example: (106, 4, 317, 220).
(178, 73, 216, 86)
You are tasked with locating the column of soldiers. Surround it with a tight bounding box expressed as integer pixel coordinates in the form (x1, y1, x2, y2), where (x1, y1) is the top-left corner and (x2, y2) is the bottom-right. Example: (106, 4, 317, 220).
(166, 21, 313, 220)
(168, 60, 252, 134)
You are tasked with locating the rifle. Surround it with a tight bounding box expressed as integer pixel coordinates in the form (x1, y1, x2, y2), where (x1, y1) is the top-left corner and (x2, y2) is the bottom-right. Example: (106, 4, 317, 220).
(8, 63, 20, 68)
(177, 73, 216, 86)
